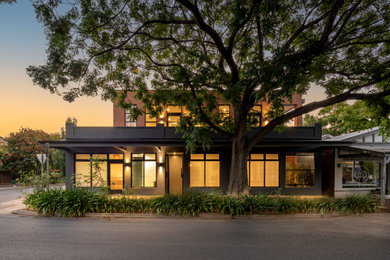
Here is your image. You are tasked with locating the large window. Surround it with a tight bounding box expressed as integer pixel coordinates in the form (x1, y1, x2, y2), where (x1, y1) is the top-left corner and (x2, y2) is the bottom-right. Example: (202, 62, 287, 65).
(75, 154, 108, 187)
(285, 153, 315, 187)
(125, 110, 136, 127)
(342, 161, 380, 188)
(131, 153, 157, 187)
(167, 105, 182, 127)
(247, 154, 279, 187)
(190, 154, 220, 187)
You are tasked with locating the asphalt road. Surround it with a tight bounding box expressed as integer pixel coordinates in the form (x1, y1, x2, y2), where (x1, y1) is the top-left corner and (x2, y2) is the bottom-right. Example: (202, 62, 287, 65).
(0, 187, 30, 203)
(1, 213, 390, 260)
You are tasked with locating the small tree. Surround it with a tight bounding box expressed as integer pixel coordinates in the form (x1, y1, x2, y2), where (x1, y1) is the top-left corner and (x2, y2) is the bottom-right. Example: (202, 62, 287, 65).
(304, 101, 381, 136)
(28, 1, 390, 194)
(2, 128, 61, 179)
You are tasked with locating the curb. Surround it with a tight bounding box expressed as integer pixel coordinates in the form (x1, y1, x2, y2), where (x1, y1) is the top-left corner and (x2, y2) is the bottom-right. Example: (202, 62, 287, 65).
(14, 209, 384, 220)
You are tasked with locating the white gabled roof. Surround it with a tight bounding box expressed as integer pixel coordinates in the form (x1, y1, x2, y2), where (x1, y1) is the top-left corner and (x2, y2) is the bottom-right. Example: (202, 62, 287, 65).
(325, 127, 380, 141)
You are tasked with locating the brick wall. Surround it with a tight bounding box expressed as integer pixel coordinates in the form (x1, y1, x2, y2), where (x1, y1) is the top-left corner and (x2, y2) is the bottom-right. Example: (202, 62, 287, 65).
(113, 92, 303, 127)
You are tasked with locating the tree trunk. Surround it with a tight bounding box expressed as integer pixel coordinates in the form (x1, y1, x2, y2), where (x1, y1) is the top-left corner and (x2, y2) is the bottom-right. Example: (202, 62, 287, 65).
(227, 136, 249, 195)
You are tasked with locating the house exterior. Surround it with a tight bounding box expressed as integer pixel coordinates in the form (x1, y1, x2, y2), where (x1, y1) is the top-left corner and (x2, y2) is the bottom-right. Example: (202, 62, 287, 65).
(42, 92, 390, 202)
(44, 92, 362, 197)
(323, 128, 390, 203)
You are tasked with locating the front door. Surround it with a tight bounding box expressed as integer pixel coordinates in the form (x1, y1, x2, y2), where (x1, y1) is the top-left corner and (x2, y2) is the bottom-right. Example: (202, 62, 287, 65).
(110, 163, 123, 190)
(168, 155, 183, 195)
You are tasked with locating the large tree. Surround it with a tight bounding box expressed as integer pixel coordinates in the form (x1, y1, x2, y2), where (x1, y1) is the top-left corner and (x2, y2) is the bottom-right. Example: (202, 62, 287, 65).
(27, 0, 390, 194)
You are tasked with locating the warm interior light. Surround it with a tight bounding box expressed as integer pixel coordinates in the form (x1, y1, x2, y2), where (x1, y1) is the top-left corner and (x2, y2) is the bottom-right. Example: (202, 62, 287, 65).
(159, 120, 164, 124)
(125, 159, 130, 163)
(264, 120, 269, 125)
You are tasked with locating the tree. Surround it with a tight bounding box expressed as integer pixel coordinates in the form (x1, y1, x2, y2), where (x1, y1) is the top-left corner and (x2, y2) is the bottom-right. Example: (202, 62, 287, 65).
(2, 128, 61, 179)
(304, 101, 380, 136)
(27, 0, 390, 194)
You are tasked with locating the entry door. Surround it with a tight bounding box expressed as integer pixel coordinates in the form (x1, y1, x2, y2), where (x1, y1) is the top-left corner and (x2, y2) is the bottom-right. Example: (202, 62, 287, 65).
(169, 155, 183, 195)
(110, 163, 123, 190)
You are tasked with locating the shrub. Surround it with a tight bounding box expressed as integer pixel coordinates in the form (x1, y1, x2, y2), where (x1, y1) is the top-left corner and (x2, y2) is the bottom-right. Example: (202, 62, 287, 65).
(24, 190, 379, 217)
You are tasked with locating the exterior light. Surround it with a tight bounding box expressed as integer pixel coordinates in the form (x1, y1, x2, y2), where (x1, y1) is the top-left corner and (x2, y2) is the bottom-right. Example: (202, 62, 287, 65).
(125, 159, 130, 163)
(159, 114, 164, 118)
(264, 120, 269, 126)
(159, 120, 164, 124)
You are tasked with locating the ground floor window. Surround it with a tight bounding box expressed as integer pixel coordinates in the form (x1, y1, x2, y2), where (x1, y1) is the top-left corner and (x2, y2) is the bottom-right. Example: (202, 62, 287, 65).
(190, 154, 220, 187)
(342, 161, 380, 188)
(75, 154, 108, 187)
(131, 153, 157, 187)
(247, 154, 279, 187)
(285, 153, 315, 188)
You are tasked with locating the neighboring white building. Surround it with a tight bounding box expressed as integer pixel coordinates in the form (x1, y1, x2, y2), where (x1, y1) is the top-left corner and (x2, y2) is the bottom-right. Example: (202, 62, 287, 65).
(325, 128, 390, 204)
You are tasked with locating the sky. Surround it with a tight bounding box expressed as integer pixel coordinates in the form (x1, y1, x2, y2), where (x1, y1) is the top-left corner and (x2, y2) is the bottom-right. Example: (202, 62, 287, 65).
(0, 1, 325, 138)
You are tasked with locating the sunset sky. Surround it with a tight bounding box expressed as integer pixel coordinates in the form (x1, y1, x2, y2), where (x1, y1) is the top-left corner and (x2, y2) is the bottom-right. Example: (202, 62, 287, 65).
(0, 1, 325, 138)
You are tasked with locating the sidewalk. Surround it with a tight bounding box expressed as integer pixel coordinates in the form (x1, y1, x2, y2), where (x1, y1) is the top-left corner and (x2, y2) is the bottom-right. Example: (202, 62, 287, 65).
(0, 198, 25, 214)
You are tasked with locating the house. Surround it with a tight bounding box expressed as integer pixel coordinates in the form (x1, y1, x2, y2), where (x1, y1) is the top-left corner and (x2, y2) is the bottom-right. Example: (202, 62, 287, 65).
(43, 92, 388, 201)
(323, 128, 390, 204)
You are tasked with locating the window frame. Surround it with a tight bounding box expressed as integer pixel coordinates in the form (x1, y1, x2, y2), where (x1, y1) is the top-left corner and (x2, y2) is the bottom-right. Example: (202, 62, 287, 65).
(167, 105, 182, 127)
(131, 153, 157, 187)
(247, 153, 279, 187)
(190, 153, 220, 188)
(125, 110, 137, 127)
(74, 153, 124, 188)
(342, 160, 380, 188)
(285, 152, 315, 188)
(218, 104, 230, 121)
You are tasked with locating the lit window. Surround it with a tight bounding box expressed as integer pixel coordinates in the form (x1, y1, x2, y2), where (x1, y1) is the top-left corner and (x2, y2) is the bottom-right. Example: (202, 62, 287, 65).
(218, 105, 230, 121)
(145, 112, 157, 127)
(247, 154, 279, 187)
(249, 105, 262, 127)
(131, 153, 157, 187)
(75, 154, 109, 187)
(167, 105, 182, 127)
(285, 153, 315, 187)
(125, 110, 136, 127)
(190, 154, 220, 187)
(342, 161, 380, 188)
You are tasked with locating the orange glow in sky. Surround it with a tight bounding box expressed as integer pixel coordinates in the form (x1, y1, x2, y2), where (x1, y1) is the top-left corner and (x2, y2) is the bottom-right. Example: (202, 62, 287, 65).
(0, 2, 325, 138)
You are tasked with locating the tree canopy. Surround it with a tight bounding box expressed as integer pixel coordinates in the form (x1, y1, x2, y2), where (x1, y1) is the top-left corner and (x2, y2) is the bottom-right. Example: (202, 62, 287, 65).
(27, 0, 390, 193)
(304, 101, 381, 136)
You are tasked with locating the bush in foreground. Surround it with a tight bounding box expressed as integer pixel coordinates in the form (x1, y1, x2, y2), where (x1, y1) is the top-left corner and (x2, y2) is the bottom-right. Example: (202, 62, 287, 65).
(24, 189, 379, 217)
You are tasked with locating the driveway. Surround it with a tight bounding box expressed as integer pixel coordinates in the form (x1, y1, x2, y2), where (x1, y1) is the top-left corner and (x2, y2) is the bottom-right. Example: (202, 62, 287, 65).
(0, 213, 389, 259)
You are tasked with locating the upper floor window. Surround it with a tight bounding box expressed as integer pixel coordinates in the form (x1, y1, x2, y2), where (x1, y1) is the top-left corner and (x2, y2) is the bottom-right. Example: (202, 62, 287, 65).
(167, 105, 182, 127)
(250, 105, 262, 127)
(145, 112, 157, 127)
(125, 110, 136, 127)
(218, 105, 230, 121)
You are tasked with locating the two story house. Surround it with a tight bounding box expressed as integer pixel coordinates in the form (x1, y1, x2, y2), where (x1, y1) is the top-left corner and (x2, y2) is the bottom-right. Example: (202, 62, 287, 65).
(46, 92, 355, 196)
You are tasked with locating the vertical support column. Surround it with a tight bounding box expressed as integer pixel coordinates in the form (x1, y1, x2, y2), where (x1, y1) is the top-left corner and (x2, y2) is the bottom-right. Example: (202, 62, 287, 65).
(381, 156, 389, 206)
(65, 150, 74, 190)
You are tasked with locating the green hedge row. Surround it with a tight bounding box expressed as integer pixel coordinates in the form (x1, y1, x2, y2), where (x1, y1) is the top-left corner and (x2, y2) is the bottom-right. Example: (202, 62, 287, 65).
(24, 188, 379, 217)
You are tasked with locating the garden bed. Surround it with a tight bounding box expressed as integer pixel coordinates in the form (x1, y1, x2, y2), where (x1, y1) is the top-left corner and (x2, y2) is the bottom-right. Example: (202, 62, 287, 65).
(24, 188, 380, 217)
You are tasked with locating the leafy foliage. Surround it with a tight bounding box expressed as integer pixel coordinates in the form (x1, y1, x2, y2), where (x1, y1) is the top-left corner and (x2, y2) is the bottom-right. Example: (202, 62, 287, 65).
(1, 128, 63, 179)
(304, 101, 381, 136)
(27, 0, 390, 193)
(25, 189, 379, 217)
